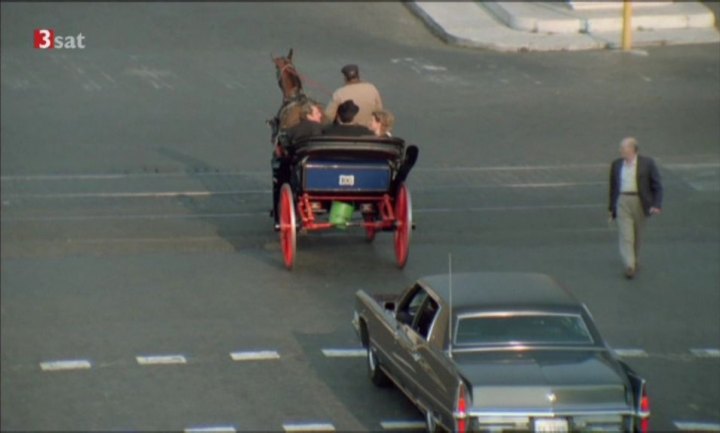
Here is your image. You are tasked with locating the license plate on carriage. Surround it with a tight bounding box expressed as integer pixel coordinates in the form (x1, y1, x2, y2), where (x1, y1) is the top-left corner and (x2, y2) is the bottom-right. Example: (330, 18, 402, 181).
(533, 418, 569, 433)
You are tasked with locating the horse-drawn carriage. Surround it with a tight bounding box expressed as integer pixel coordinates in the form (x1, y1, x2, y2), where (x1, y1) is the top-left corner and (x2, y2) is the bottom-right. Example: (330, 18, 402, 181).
(269, 49, 416, 270)
(275, 135, 414, 269)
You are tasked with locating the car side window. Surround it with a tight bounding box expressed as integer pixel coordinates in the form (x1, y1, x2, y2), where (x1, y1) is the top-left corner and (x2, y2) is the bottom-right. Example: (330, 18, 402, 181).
(412, 296, 439, 340)
(396, 285, 428, 326)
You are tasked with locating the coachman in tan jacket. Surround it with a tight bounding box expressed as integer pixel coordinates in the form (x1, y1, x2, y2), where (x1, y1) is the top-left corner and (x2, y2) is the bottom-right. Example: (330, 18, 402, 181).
(325, 64, 383, 128)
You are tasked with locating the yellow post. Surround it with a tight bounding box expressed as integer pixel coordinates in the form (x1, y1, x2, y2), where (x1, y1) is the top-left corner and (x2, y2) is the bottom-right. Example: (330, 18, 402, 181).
(622, 0, 633, 51)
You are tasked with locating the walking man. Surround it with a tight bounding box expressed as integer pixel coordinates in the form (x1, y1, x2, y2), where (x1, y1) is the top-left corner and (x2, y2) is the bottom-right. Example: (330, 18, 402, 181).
(608, 137, 663, 279)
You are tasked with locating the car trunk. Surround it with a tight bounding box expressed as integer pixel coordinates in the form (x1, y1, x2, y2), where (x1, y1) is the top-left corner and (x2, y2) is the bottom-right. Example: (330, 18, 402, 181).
(453, 349, 630, 413)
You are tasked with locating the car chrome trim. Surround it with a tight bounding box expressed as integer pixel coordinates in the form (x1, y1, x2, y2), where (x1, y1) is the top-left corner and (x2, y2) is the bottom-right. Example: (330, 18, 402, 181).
(451, 345, 607, 353)
(466, 409, 635, 417)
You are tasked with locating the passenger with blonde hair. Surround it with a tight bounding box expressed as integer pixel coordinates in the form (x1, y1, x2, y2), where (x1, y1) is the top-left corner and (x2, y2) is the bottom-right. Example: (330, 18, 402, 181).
(370, 109, 395, 137)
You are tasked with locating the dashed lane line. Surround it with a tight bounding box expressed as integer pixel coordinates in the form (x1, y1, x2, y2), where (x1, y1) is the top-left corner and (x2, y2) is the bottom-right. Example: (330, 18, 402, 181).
(380, 420, 427, 430)
(674, 421, 720, 431)
(230, 350, 280, 361)
(690, 348, 720, 358)
(282, 423, 336, 432)
(321, 348, 367, 358)
(184, 427, 237, 433)
(4, 190, 264, 199)
(136, 354, 187, 365)
(613, 348, 649, 358)
(39, 359, 92, 371)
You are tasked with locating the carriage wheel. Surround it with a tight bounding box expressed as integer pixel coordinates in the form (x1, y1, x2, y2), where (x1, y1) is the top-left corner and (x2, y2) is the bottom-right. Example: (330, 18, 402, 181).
(363, 213, 376, 243)
(278, 184, 296, 269)
(394, 184, 412, 268)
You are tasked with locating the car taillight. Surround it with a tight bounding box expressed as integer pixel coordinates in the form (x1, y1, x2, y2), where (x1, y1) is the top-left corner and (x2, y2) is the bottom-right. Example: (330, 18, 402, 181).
(455, 382, 469, 433)
(640, 384, 650, 433)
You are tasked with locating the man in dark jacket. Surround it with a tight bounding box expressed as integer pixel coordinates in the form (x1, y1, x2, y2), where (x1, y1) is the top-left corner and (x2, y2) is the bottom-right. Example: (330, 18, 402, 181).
(322, 100, 373, 137)
(608, 137, 663, 279)
(284, 100, 324, 145)
(271, 100, 324, 226)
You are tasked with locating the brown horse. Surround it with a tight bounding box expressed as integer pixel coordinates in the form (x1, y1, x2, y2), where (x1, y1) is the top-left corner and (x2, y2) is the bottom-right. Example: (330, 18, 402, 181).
(272, 48, 307, 131)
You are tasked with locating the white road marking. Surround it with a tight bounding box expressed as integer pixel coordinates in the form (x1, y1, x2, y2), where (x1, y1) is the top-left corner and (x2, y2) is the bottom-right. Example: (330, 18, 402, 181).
(321, 348, 366, 358)
(416, 163, 607, 172)
(136, 354, 187, 365)
(664, 162, 720, 169)
(230, 350, 280, 361)
(39, 359, 92, 371)
(415, 203, 604, 214)
(690, 348, 720, 358)
(0, 172, 255, 181)
(380, 420, 427, 430)
(2, 212, 263, 222)
(1, 203, 605, 223)
(185, 427, 236, 433)
(674, 421, 720, 431)
(1, 182, 607, 200)
(505, 181, 604, 188)
(613, 348, 648, 358)
(283, 423, 335, 432)
(3, 161, 716, 182)
(4, 190, 264, 199)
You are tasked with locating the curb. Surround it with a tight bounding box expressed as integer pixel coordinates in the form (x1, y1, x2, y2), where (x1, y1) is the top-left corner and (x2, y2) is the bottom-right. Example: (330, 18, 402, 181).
(406, 1, 720, 52)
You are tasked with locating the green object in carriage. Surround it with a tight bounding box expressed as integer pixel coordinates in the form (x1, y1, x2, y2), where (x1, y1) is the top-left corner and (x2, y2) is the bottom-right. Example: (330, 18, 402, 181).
(329, 201, 354, 229)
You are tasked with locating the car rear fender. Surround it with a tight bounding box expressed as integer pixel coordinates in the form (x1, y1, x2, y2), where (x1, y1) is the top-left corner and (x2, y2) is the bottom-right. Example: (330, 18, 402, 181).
(620, 361, 650, 420)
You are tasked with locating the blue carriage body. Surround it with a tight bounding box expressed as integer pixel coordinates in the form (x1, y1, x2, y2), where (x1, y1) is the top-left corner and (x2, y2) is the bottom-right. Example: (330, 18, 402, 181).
(303, 159, 391, 193)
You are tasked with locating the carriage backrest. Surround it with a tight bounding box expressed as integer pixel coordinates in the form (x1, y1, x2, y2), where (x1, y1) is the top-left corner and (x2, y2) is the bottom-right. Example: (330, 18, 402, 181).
(294, 136, 406, 193)
(292, 136, 405, 162)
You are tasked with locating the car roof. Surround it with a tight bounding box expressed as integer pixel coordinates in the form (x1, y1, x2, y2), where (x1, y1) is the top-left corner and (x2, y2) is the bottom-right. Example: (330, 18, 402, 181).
(417, 272, 582, 315)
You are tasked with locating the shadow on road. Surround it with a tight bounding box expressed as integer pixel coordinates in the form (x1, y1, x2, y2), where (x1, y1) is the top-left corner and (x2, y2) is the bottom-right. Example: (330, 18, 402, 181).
(154, 145, 286, 267)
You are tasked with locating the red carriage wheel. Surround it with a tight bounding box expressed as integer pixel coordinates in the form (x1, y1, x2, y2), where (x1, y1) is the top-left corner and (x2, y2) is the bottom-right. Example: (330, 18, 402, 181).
(394, 184, 412, 268)
(363, 213, 376, 243)
(278, 184, 296, 269)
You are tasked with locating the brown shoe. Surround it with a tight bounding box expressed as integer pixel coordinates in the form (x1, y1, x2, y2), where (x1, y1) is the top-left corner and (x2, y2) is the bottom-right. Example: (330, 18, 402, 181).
(625, 267, 636, 279)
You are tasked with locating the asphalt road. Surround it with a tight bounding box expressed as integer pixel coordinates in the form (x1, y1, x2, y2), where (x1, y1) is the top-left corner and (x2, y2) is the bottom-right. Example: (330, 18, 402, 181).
(2, 2, 719, 432)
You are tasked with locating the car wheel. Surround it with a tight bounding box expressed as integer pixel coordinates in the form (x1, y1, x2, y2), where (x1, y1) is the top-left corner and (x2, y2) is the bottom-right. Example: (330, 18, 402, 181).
(367, 345, 391, 387)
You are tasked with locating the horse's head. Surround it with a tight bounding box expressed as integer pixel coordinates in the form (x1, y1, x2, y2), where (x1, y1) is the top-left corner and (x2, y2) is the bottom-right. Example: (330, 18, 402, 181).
(272, 48, 302, 100)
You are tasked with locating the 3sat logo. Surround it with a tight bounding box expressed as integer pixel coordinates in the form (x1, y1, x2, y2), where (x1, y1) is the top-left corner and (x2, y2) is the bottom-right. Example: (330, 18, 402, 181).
(34, 29, 86, 49)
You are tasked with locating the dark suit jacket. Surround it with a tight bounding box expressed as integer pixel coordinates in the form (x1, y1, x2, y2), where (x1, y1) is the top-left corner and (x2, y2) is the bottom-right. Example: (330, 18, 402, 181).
(285, 120, 323, 144)
(609, 155, 663, 218)
(322, 124, 374, 137)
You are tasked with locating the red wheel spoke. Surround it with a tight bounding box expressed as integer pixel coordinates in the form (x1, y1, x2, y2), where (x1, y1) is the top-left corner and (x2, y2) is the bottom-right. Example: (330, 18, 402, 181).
(394, 184, 412, 268)
(278, 184, 296, 269)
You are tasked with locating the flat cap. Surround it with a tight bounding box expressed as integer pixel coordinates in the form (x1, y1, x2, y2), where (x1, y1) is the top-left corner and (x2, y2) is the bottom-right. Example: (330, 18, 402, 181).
(341, 64, 359, 79)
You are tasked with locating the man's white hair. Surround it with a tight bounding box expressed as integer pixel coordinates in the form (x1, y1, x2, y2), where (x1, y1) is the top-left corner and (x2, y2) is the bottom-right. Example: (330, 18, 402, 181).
(620, 136, 638, 151)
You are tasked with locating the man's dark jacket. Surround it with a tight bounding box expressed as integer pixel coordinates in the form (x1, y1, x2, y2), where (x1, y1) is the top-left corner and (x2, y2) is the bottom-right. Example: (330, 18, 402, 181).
(322, 124, 373, 137)
(285, 120, 323, 145)
(609, 155, 663, 218)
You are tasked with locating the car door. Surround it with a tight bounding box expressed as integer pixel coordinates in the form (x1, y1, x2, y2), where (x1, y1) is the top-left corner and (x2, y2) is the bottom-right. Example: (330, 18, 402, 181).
(394, 292, 446, 404)
(406, 295, 453, 410)
(390, 285, 429, 393)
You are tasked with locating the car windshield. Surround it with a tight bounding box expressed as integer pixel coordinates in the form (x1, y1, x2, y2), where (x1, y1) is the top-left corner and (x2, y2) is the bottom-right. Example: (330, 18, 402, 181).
(455, 313, 594, 346)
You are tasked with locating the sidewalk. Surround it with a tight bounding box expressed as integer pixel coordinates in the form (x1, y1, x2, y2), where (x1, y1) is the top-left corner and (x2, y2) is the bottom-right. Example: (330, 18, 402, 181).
(406, 1, 720, 52)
